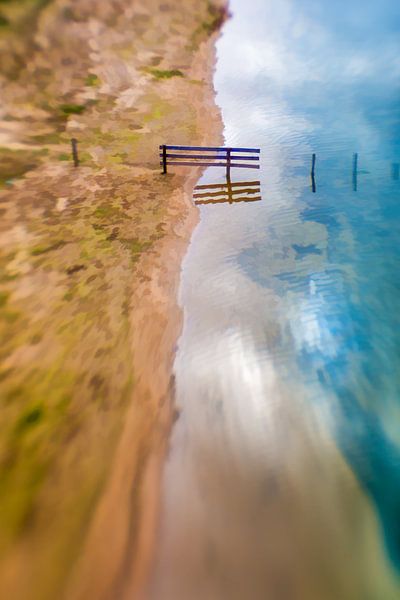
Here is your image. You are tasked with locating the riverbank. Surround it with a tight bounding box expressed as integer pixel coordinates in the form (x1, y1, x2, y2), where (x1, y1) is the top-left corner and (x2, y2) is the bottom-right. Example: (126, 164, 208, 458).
(0, 1, 226, 598)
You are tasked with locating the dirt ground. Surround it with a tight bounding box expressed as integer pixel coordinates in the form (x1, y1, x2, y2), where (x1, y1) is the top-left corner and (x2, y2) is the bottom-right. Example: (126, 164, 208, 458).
(0, 1, 225, 598)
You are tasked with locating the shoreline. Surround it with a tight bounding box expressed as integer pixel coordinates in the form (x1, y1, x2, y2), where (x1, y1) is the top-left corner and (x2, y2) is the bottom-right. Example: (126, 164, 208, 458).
(0, 1, 226, 598)
(66, 168, 220, 599)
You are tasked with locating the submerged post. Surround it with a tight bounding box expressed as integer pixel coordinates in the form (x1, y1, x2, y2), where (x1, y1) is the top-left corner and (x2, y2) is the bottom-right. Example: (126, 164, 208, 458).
(71, 138, 79, 167)
(352, 152, 358, 191)
(311, 153, 316, 193)
(162, 144, 167, 174)
(226, 147, 231, 181)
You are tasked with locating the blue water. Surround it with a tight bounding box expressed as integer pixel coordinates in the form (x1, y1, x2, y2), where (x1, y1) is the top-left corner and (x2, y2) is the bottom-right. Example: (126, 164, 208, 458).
(150, 1, 400, 597)
(224, 0, 400, 571)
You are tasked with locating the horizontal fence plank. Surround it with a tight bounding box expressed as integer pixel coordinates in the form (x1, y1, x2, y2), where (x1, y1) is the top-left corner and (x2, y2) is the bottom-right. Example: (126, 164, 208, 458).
(160, 161, 260, 169)
(195, 195, 262, 205)
(160, 145, 260, 153)
(193, 188, 260, 199)
(194, 180, 260, 190)
(161, 153, 259, 161)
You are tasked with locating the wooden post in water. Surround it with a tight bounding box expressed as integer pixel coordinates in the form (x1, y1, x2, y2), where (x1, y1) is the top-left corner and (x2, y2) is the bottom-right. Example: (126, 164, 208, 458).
(311, 153, 316, 193)
(162, 144, 167, 174)
(226, 147, 231, 181)
(352, 152, 358, 191)
(71, 138, 79, 167)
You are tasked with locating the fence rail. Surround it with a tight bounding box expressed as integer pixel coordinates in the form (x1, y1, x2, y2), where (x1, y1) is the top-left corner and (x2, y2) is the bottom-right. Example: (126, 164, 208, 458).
(159, 144, 260, 175)
(161, 145, 260, 153)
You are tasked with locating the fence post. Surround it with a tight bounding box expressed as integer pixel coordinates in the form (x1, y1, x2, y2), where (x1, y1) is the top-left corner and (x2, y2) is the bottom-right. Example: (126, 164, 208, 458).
(311, 153, 316, 193)
(352, 153, 358, 191)
(162, 145, 167, 174)
(311, 153, 316, 176)
(226, 147, 231, 181)
(71, 138, 79, 167)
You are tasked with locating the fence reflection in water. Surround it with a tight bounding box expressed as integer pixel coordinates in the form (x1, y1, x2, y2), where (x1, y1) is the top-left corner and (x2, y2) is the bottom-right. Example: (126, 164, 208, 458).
(193, 179, 262, 205)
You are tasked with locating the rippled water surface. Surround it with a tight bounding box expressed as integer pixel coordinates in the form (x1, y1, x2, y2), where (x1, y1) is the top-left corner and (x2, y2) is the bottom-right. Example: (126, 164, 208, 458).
(149, 1, 400, 598)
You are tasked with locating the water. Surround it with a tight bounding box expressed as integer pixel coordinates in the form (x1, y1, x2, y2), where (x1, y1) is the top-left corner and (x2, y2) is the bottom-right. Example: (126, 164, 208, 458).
(148, 1, 400, 598)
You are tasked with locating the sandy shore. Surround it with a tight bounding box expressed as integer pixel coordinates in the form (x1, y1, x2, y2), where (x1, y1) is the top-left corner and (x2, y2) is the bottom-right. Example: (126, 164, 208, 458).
(0, 1, 226, 598)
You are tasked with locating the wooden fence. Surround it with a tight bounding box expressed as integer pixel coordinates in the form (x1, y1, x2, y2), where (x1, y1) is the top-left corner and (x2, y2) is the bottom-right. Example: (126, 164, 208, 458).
(159, 145, 260, 176)
(193, 180, 261, 205)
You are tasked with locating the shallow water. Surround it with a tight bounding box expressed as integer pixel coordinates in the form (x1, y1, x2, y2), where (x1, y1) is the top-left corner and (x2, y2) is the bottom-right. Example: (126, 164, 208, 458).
(148, 1, 400, 598)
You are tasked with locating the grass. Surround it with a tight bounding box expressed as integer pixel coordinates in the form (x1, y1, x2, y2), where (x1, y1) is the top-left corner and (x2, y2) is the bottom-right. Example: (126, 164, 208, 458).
(15, 406, 44, 433)
(192, 2, 228, 46)
(85, 73, 100, 87)
(31, 241, 66, 256)
(0, 179, 155, 551)
(0, 292, 9, 308)
(0, 0, 225, 596)
(0, 0, 53, 33)
(59, 104, 86, 116)
(0, 147, 43, 186)
(93, 205, 122, 219)
(144, 67, 184, 80)
(0, 367, 77, 549)
(31, 131, 62, 144)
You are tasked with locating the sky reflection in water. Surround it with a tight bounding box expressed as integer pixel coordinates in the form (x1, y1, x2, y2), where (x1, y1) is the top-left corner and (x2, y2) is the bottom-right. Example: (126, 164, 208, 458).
(214, 0, 400, 571)
(149, 2, 400, 597)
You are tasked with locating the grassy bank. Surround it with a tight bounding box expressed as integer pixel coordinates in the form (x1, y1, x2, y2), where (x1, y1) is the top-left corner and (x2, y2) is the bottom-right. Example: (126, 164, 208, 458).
(0, 0, 226, 597)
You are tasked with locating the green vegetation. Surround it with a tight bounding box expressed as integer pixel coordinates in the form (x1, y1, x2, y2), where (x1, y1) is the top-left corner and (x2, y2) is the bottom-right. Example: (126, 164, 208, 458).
(0, 168, 172, 555)
(0, 0, 53, 32)
(31, 131, 62, 145)
(0, 0, 226, 596)
(192, 2, 227, 46)
(0, 292, 9, 308)
(85, 73, 100, 86)
(0, 147, 42, 186)
(59, 103, 86, 116)
(93, 205, 121, 219)
(145, 67, 184, 80)
(1, 310, 20, 324)
(31, 241, 66, 256)
(0, 367, 76, 548)
(16, 406, 44, 433)
(120, 237, 152, 263)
